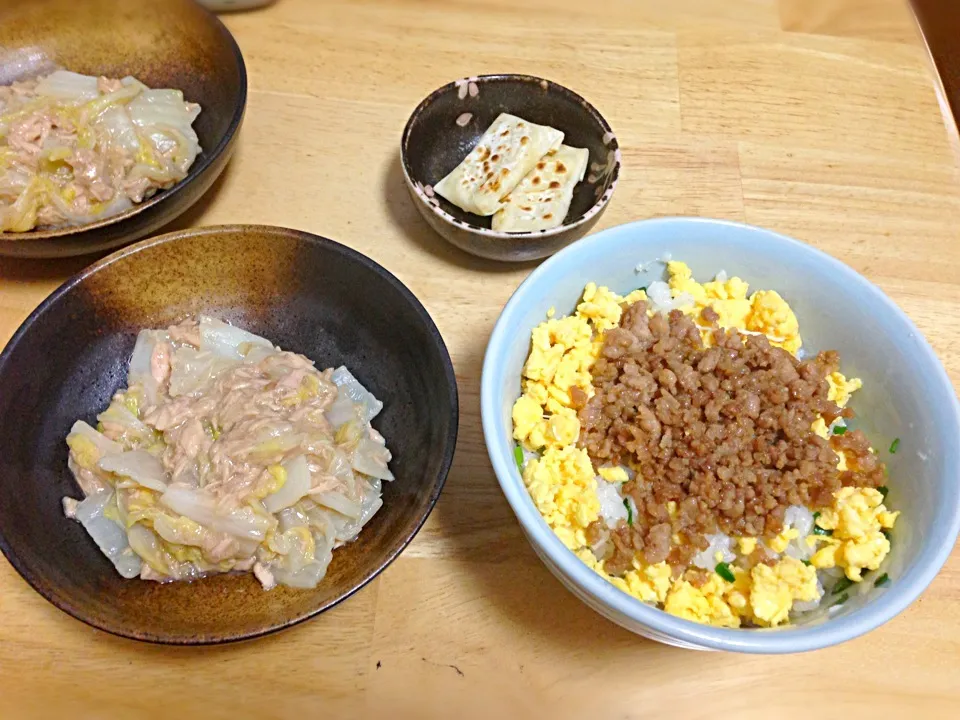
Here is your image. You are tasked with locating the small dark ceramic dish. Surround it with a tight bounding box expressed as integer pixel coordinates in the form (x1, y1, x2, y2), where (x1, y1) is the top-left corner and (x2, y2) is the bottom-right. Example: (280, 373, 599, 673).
(0, 225, 458, 644)
(0, 0, 247, 259)
(401, 74, 621, 263)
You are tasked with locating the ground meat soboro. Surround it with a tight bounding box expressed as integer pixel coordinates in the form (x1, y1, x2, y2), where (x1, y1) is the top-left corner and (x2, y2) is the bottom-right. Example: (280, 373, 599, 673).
(578, 301, 885, 575)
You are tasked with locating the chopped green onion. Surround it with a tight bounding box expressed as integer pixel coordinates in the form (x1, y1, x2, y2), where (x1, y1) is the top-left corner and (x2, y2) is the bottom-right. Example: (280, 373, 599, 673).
(834, 592, 850, 606)
(639, 286, 648, 293)
(802, 559, 812, 566)
(715, 562, 736, 583)
(875, 573, 891, 587)
(878, 485, 889, 500)
(881, 528, 891, 541)
(889, 437, 900, 454)
(832, 425, 847, 436)
(623, 498, 633, 525)
(833, 577, 853, 595)
(514, 445, 524, 471)
(811, 511, 833, 535)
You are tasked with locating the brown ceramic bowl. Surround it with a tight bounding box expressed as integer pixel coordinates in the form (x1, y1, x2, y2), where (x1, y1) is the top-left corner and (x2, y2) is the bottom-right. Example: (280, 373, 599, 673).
(0, 225, 458, 644)
(0, 0, 246, 259)
(401, 74, 621, 263)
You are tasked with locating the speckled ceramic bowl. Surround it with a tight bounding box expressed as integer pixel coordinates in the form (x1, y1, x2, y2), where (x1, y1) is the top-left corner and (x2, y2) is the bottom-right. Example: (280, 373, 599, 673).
(401, 74, 620, 262)
(0, 0, 246, 258)
(482, 217, 960, 653)
(0, 225, 458, 644)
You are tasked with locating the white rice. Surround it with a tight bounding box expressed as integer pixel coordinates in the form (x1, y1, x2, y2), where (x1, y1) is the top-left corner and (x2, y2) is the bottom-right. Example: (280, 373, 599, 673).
(692, 532, 736, 570)
(633, 255, 673, 274)
(596, 479, 629, 526)
(646, 281, 694, 314)
(782, 504, 817, 562)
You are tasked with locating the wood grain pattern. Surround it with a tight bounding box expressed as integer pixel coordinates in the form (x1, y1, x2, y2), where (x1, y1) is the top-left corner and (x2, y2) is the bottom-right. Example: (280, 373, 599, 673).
(2, 0, 959, 717)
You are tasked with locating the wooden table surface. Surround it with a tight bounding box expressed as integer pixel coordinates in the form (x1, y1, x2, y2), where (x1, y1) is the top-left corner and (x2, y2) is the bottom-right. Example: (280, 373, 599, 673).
(2, 0, 959, 717)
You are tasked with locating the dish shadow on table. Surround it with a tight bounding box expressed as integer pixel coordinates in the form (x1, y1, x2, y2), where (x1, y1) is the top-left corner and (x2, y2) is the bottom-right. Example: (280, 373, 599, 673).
(0, 162, 235, 283)
(9, 577, 305, 658)
(381, 151, 540, 274)
(428, 329, 671, 656)
(155, 158, 235, 235)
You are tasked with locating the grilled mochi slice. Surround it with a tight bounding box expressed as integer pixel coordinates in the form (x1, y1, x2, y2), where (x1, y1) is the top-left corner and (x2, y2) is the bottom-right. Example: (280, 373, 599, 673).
(492, 144, 589, 232)
(433, 113, 564, 216)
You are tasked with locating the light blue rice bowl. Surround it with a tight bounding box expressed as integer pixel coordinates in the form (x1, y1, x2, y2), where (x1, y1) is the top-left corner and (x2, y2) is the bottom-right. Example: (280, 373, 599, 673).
(481, 217, 960, 653)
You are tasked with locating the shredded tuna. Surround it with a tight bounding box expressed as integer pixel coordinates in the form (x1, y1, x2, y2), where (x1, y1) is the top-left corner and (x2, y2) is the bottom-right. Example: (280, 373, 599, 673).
(1, 71, 201, 232)
(62, 318, 392, 590)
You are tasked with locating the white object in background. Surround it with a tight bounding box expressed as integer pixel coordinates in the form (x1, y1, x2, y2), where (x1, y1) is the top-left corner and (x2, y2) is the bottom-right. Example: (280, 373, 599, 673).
(196, 0, 275, 11)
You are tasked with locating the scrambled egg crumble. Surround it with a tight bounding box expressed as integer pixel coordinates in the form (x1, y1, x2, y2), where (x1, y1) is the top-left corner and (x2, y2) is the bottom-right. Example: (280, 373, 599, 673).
(598, 466, 629, 483)
(512, 265, 899, 629)
(523, 446, 599, 550)
(512, 314, 593, 451)
(811, 488, 899, 580)
(749, 557, 819, 626)
(768, 527, 800, 554)
(662, 557, 819, 629)
(579, 550, 673, 604)
(828, 372, 863, 407)
(665, 578, 742, 628)
(575, 283, 626, 332)
(667, 261, 802, 355)
(512, 283, 646, 452)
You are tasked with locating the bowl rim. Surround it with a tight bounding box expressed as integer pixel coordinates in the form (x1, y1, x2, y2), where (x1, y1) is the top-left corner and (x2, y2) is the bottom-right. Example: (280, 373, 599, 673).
(400, 73, 621, 240)
(0, 224, 460, 644)
(481, 216, 960, 653)
(0, 2, 248, 245)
